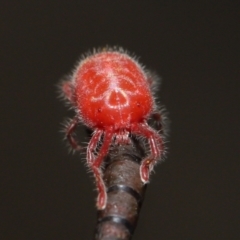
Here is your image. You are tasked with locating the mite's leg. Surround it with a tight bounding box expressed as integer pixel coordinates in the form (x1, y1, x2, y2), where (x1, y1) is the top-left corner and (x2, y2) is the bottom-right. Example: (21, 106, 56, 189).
(150, 111, 163, 132)
(60, 80, 76, 104)
(65, 117, 83, 151)
(87, 129, 113, 209)
(132, 123, 164, 183)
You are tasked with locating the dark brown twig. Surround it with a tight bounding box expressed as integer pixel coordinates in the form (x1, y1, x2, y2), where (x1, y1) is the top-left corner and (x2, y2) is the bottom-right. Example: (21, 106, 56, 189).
(94, 141, 147, 240)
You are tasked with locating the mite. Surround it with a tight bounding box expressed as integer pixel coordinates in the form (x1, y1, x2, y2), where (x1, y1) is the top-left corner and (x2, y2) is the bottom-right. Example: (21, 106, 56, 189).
(60, 47, 166, 209)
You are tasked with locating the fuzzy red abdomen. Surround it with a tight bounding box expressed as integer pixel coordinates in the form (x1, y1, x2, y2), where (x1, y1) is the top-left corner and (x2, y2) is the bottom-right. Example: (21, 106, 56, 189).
(74, 52, 153, 129)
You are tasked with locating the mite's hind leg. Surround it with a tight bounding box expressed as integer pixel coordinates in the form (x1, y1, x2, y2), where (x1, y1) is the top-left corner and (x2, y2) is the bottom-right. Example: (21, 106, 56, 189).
(150, 112, 163, 132)
(60, 80, 76, 104)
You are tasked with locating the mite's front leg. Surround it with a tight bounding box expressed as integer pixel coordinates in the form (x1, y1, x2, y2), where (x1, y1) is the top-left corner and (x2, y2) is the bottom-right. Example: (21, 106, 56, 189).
(132, 123, 164, 183)
(87, 130, 113, 209)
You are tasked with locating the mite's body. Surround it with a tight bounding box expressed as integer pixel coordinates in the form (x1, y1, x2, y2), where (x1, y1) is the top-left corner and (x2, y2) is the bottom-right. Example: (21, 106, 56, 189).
(60, 47, 165, 209)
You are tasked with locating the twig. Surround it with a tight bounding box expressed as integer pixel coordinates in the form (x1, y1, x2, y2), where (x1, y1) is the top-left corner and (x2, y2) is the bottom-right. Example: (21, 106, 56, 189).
(94, 141, 147, 240)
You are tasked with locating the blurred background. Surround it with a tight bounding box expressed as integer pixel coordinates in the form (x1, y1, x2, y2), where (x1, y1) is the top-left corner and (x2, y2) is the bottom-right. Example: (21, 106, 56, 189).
(1, 1, 239, 239)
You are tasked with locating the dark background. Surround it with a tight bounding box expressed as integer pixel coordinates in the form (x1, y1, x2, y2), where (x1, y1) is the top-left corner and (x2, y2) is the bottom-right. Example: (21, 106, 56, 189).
(1, 1, 239, 239)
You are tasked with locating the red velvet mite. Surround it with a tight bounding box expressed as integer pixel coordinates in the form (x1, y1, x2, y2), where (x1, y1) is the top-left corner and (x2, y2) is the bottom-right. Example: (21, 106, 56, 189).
(60, 47, 166, 209)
